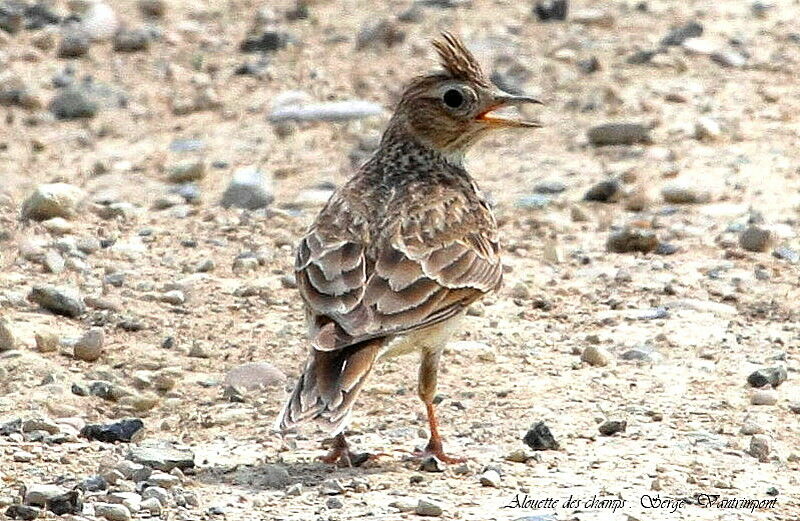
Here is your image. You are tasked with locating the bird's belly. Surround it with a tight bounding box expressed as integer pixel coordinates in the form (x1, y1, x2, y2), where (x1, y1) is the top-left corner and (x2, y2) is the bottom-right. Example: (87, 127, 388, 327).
(377, 314, 464, 361)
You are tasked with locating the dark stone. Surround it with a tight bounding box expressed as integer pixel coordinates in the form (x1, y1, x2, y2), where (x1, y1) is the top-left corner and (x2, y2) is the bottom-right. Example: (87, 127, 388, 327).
(747, 366, 787, 388)
(80, 418, 144, 443)
(88, 380, 116, 400)
(577, 56, 600, 74)
(599, 420, 627, 436)
(655, 243, 679, 255)
(24, 3, 60, 30)
(583, 180, 621, 202)
(523, 421, 559, 451)
(5, 505, 40, 521)
(607, 227, 659, 254)
(27, 285, 85, 317)
(49, 86, 98, 119)
(0, 418, 22, 435)
(47, 491, 82, 515)
(627, 49, 657, 64)
(661, 21, 703, 47)
(533, 0, 568, 21)
(77, 475, 108, 492)
(239, 30, 291, 53)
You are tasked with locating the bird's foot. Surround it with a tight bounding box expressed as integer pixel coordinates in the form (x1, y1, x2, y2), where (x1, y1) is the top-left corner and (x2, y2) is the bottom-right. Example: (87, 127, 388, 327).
(318, 434, 386, 468)
(412, 437, 466, 464)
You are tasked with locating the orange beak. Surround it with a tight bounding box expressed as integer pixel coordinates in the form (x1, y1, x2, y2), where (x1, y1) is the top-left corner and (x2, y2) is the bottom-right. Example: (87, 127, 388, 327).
(477, 93, 543, 128)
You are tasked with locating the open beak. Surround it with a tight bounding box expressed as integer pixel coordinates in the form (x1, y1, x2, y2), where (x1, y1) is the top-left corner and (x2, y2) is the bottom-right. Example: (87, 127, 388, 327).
(477, 93, 544, 128)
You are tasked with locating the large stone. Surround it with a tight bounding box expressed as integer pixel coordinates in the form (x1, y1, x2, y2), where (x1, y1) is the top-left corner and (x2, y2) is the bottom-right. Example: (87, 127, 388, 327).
(21, 183, 85, 220)
(94, 503, 131, 521)
(220, 167, 273, 210)
(24, 484, 67, 507)
(49, 86, 99, 119)
(28, 285, 86, 317)
(523, 421, 559, 451)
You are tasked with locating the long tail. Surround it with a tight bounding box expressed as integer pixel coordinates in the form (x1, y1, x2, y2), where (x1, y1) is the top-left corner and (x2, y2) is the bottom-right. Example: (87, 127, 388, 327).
(275, 339, 383, 435)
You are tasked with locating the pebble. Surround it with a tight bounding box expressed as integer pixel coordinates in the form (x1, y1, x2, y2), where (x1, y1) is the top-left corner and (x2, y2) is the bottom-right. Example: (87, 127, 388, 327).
(419, 456, 444, 473)
(661, 21, 703, 46)
(750, 390, 778, 406)
(772, 246, 799, 263)
(739, 225, 773, 252)
(147, 471, 180, 488)
(523, 421, 559, 451)
(598, 420, 627, 436)
(49, 85, 99, 119)
(221, 167, 274, 210)
(113, 27, 150, 52)
(22, 417, 60, 434)
(584, 180, 621, 202)
(415, 498, 444, 517)
(138, 0, 166, 17)
(694, 117, 722, 140)
(4, 505, 40, 520)
(749, 435, 771, 462)
(479, 469, 502, 487)
(747, 366, 787, 388)
(73, 327, 104, 361)
(13, 450, 34, 462)
(28, 285, 86, 317)
(711, 49, 746, 68)
(533, 180, 566, 194)
(168, 160, 205, 183)
(0, 318, 17, 351)
(80, 418, 144, 443)
(239, 30, 292, 53)
(94, 502, 131, 521)
(661, 182, 711, 204)
(21, 183, 86, 220)
(587, 123, 650, 146)
(285, 484, 303, 496)
(140, 497, 162, 515)
(321, 479, 345, 495)
(224, 362, 287, 390)
(740, 421, 764, 435)
(41, 217, 74, 235)
(141, 487, 170, 505)
(582, 345, 612, 367)
(269, 100, 383, 123)
(325, 497, 344, 509)
(533, 0, 568, 22)
(607, 227, 659, 254)
(504, 449, 531, 463)
(128, 443, 195, 471)
(57, 30, 91, 58)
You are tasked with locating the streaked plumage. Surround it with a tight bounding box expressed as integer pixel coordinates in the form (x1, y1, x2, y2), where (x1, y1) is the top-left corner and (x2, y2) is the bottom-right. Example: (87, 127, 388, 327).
(276, 32, 542, 466)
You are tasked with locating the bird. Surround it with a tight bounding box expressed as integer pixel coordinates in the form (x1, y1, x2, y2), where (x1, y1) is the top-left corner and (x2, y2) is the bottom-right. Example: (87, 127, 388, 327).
(276, 32, 542, 466)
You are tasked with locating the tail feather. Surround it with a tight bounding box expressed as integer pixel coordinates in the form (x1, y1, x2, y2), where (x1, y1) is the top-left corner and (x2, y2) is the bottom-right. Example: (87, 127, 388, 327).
(276, 339, 383, 435)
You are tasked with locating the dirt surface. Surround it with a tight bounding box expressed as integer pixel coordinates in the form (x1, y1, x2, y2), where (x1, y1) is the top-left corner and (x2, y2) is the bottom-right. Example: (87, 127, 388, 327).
(1, 0, 799, 520)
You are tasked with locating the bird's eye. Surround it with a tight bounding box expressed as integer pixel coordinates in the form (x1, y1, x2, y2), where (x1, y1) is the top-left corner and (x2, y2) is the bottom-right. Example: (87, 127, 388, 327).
(443, 88, 465, 109)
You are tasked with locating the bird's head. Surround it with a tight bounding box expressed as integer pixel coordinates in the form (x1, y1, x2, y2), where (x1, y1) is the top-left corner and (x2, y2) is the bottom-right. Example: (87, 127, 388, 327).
(386, 32, 542, 158)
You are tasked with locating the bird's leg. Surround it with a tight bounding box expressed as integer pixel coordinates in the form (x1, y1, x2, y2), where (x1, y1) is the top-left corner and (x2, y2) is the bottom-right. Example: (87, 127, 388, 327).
(318, 433, 379, 468)
(414, 349, 466, 464)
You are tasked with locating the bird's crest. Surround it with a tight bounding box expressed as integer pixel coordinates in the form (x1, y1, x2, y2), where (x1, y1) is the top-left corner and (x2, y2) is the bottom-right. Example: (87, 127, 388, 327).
(432, 32, 490, 87)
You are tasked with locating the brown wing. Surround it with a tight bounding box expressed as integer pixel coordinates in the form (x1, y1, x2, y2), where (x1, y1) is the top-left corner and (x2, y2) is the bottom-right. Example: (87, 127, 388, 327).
(296, 184, 502, 351)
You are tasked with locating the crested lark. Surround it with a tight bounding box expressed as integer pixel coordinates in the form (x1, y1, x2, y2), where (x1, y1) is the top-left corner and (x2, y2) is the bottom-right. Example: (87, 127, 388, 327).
(276, 32, 541, 466)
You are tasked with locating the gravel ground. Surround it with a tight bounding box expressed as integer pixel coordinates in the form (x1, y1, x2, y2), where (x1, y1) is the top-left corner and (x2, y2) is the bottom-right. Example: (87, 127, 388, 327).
(1, 0, 799, 520)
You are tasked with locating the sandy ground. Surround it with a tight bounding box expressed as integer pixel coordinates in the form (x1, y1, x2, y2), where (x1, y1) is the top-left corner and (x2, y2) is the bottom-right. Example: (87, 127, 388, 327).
(1, 0, 799, 520)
